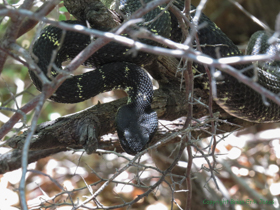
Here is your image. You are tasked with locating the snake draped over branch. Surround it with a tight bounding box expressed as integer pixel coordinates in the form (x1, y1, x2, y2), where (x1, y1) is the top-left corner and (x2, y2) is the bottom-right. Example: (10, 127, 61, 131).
(29, 0, 280, 155)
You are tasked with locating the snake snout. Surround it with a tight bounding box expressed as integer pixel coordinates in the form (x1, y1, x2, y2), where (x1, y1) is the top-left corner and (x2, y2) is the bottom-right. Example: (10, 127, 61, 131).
(116, 105, 156, 155)
(119, 129, 150, 155)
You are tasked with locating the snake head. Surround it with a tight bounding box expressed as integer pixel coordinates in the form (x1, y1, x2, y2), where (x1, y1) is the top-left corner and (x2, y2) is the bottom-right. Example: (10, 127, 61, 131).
(116, 104, 158, 155)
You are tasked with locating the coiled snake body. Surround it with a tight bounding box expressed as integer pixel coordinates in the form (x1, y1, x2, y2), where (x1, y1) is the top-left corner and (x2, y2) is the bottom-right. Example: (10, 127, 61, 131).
(29, 0, 280, 154)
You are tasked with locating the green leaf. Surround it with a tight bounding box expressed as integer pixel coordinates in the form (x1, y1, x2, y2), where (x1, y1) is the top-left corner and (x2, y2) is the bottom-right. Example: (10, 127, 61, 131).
(7, 0, 20, 4)
(59, 6, 68, 12)
(59, 14, 66, 21)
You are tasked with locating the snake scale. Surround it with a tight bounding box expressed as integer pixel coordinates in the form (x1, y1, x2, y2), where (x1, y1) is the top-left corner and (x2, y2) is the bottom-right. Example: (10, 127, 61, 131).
(29, 0, 280, 154)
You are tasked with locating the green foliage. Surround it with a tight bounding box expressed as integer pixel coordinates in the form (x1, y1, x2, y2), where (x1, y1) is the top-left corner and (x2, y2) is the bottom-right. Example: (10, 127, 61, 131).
(6, 0, 20, 4)
(59, 14, 66, 21)
(101, 0, 115, 8)
(59, 6, 68, 12)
